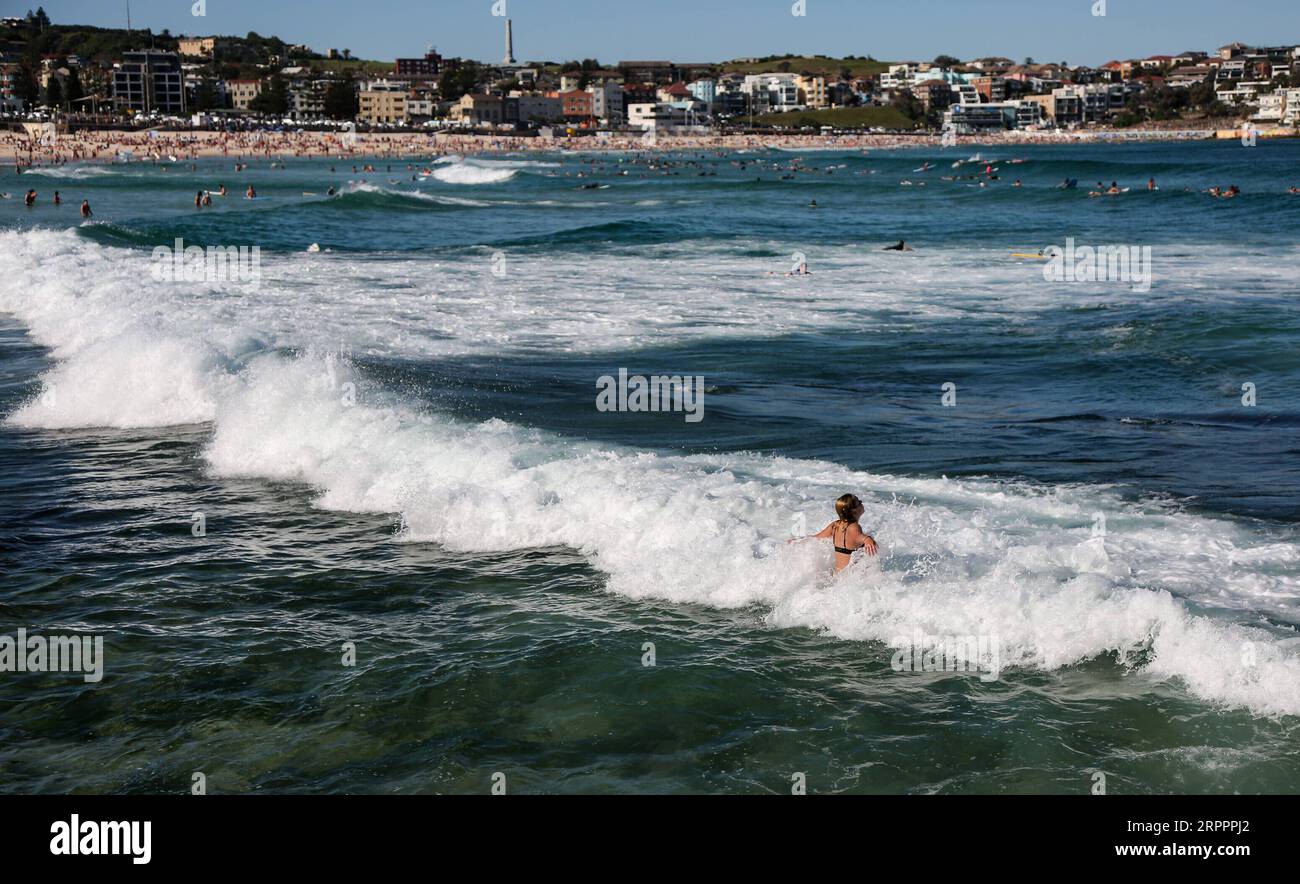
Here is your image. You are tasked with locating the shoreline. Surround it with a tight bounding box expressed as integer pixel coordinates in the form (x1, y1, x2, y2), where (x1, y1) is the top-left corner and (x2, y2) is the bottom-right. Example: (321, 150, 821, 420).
(3, 125, 1288, 169)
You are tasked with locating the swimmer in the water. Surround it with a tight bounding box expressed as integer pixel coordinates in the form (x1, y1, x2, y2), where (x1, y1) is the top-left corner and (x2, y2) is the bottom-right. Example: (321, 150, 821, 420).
(24, 189, 37, 207)
(80, 199, 92, 218)
(246, 185, 257, 199)
(791, 494, 880, 574)
(884, 240, 914, 251)
(53, 191, 61, 205)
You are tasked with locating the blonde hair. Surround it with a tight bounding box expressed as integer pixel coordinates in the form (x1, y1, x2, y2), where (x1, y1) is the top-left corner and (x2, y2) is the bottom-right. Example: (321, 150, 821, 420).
(835, 494, 861, 523)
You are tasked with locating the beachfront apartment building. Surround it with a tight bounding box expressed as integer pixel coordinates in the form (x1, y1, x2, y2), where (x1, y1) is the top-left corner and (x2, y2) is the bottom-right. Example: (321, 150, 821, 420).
(358, 84, 409, 124)
(1283, 88, 1300, 125)
(1043, 83, 1127, 122)
(287, 76, 331, 120)
(0, 62, 22, 111)
(944, 100, 1043, 133)
(406, 90, 437, 121)
(1253, 92, 1286, 122)
(113, 50, 186, 115)
(628, 101, 688, 132)
(453, 93, 505, 126)
(742, 73, 802, 113)
(509, 94, 564, 125)
(952, 81, 981, 106)
(687, 78, 716, 106)
(911, 81, 953, 113)
(798, 75, 828, 109)
(552, 89, 596, 122)
(228, 79, 262, 111)
(588, 80, 624, 123)
(1021, 89, 1084, 127)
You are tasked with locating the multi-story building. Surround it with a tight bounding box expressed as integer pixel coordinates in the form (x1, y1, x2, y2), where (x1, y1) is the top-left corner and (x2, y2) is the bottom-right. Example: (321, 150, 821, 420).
(508, 93, 563, 125)
(881, 63, 919, 90)
(228, 79, 262, 111)
(1023, 88, 1084, 126)
(0, 61, 22, 110)
(687, 78, 717, 107)
(552, 89, 595, 122)
(358, 84, 409, 124)
(287, 75, 331, 120)
(944, 101, 1023, 133)
(798, 75, 828, 109)
(911, 81, 953, 113)
(588, 80, 624, 123)
(973, 76, 1008, 102)
(1168, 65, 1214, 88)
(454, 93, 504, 126)
(628, 101, 687, 131)
(113, 50, 186, 114)
(1283, 88, 1300, 125)
(395, 50, 443, 80)
(1052, 83, 1126, 122)
(951, 81, 981, 106)
(1253, 92, 1286, 122)
(742, 73, 801, 113)
(656, 82, 690, 103)
(177, 37, 217, 59)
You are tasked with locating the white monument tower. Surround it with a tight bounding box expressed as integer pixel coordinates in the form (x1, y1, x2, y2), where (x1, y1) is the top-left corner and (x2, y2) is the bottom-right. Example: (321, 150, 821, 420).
(503, 18, 517, 65)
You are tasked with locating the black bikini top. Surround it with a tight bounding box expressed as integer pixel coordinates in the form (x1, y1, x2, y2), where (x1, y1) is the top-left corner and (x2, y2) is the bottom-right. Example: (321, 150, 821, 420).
(833, 523, 856, 556)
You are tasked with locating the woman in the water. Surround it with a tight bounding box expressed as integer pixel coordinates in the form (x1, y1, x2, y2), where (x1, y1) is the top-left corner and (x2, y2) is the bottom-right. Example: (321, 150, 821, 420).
(794, 494, 879, 572)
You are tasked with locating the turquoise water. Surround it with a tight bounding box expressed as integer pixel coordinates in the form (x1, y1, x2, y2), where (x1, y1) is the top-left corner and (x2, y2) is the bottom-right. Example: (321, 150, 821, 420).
(2, 140, 1299, 794)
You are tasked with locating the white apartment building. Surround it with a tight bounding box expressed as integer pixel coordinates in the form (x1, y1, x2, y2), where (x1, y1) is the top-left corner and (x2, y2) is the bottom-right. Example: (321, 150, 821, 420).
(1285, 88, 1300, 125)
(589, 80, 624, 123)
(628, 101, 687, 131)
(742, 73, 802, 113)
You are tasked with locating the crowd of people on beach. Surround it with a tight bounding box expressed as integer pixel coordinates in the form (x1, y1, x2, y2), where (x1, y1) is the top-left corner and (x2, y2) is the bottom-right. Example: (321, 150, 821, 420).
(1, 124, 1253, 174)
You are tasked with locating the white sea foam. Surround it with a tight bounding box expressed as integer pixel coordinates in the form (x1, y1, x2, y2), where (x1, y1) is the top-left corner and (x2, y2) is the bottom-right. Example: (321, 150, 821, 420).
(431, 163, 517, 185)
(20, 165, 121, 180)
(3, 229, 1300, 717)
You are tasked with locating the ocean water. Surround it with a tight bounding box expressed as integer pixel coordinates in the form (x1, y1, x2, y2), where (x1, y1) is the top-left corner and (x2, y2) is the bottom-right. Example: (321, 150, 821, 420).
(2, 140, 1299, 794)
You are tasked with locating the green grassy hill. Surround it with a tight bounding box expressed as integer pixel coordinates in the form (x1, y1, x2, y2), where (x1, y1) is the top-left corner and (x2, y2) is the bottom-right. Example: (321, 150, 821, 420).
(721, 55, 891, 79)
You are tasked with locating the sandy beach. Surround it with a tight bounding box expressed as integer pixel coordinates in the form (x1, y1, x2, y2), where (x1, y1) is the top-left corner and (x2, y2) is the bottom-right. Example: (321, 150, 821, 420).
(0, 125, 1248, 170)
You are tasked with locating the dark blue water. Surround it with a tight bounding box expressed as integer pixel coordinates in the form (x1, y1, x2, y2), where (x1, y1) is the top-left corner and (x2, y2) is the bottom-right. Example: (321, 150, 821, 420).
(2, 139, 1299, 794)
